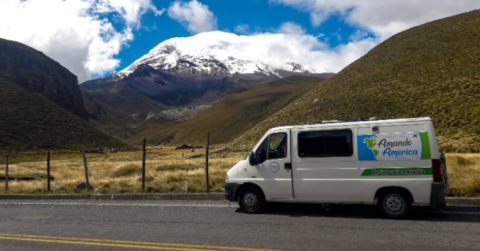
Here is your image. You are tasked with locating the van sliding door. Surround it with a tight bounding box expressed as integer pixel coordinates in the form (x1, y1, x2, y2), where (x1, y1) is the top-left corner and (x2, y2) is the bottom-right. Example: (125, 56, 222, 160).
(292, 129, 361, 202)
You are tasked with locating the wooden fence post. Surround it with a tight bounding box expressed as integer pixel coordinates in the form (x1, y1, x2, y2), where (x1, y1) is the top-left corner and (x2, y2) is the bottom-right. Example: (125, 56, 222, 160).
(82, 150, 90, 190)
(5, 155, 9, 192)
(47, 151, 51, 192)
(142, 138, 146, 191)
(205, 132, 210, 193)
(185, 169, 188, 193)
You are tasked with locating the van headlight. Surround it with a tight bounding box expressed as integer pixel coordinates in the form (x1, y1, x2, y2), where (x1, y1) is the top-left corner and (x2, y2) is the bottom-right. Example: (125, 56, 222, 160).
(225, 174, 229, 182)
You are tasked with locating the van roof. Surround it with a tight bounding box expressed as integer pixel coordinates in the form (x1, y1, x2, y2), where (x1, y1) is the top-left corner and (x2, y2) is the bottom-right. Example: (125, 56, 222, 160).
(268, 117, 432, 132)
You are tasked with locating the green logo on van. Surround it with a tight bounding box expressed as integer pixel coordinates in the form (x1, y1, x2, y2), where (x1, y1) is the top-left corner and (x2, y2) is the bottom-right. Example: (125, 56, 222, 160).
(358, 132, 431, 161)
(361, 167, 433, 176)
(364, 135, 380, 158)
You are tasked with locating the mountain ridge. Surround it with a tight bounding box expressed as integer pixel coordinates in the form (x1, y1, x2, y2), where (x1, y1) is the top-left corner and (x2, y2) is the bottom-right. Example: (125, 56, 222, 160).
(0, 39, 132, 151)
(0, 37, 88, 120)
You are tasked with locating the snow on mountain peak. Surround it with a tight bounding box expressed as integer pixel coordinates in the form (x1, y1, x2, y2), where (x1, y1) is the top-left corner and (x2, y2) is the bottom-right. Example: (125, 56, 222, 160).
(117, 31, 329, 78)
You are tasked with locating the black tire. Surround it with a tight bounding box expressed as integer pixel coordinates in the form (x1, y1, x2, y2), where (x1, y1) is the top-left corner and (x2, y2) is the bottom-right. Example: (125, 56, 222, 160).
(377, 189, 411, 219)
(238, 187, 266, 214)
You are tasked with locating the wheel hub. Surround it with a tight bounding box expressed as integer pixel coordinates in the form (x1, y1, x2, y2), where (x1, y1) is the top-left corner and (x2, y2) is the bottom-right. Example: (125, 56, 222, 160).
(384, 194, 405, 215)
(243, 193, 258, 207)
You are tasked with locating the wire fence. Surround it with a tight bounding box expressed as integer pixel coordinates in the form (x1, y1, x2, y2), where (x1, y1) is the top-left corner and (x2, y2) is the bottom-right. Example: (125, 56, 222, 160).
(0, 135, 230, 194)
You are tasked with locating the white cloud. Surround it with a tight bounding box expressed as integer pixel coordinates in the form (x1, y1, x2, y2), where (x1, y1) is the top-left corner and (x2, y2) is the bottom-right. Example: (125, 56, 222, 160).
(349, 30, 369, 41)
(278, 22, 306, 35)
(0, 0, 163, 83)
(261, 1, 480, 73)
(234, 24, 250, 34)
(168, 0, 217, 34)
(271, 0, 480, 40)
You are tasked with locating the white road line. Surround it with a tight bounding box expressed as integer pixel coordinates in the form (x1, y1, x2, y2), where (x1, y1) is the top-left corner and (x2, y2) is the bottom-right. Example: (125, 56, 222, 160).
(1, 202, 478, 215)
(423, 211, 480, 215)
(0, 202, 232, 208)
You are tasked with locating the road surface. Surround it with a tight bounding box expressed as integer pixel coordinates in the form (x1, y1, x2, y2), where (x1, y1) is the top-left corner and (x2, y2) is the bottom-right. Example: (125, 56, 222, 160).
(0, 200, 479, 250)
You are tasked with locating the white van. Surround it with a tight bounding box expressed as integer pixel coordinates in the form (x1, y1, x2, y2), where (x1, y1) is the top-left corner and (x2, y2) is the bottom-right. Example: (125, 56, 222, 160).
(224, 117, 448, 218)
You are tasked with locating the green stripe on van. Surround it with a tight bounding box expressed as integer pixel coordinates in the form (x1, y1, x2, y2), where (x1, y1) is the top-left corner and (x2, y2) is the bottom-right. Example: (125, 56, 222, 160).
(361, 167, 432, 176)
(420, 132, 431, 159)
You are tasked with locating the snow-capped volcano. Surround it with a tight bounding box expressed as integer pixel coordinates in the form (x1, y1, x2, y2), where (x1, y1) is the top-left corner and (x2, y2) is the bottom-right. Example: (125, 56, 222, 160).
(117, 31, 329, 78)
(81, 31, 333, 135)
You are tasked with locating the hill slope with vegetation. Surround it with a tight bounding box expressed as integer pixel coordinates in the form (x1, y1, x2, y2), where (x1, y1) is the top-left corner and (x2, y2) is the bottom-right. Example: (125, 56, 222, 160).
(131, 76, 323, 146)
(0, 77, 132, 151)
(0, 39, 133, 151)
(0, 38, 88, 120)
(231, 10, 480, 153)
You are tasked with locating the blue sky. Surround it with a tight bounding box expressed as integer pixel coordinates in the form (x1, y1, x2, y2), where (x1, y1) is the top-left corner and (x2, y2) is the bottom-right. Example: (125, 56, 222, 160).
(0, 0, 478, 82)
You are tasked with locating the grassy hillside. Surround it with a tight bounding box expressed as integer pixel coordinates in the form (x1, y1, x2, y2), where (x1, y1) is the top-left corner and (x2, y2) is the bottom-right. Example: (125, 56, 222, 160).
(0, 77, 133, 152)
(130, 76, 323, 145)
(82, 89, 141, 139)
(231, 10, 480, 153)
(0, 38, 88, 120)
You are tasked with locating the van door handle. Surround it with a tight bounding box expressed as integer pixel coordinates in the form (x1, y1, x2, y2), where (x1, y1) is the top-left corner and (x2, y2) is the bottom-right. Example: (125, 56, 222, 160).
(285, 163, 292, 170)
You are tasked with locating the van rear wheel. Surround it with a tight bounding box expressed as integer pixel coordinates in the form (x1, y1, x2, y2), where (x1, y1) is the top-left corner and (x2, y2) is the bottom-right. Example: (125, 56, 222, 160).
(377, 190, 411, 219)
(238, 187, 265, 214)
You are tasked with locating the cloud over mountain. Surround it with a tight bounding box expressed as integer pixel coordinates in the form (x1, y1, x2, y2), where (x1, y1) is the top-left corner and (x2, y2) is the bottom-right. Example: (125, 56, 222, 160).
(0, 0, 163, 83)
(272, 0, 480, 40)
(168, 0, 217, 34)
(119, 29, 377, 75)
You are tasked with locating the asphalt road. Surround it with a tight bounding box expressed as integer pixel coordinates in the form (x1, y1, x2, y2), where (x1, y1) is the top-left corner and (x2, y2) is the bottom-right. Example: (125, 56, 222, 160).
(0, 200, 479, 251)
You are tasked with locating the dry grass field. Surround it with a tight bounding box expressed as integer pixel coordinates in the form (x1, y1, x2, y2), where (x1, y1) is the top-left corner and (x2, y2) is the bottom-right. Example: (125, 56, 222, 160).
(445, 154, 480, 197)
(0, 150, 478, 197)
(0, 147, 240, 194)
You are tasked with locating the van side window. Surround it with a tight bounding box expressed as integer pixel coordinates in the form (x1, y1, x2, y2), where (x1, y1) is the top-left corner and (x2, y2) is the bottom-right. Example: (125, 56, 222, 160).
(268, 133, 288, 159)
(255, 137, 268, 162)
(298, 130, 353, 157)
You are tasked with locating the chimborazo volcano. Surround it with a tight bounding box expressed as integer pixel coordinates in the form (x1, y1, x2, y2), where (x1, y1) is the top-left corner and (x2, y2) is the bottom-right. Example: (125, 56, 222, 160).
(81, 31, 333, 140)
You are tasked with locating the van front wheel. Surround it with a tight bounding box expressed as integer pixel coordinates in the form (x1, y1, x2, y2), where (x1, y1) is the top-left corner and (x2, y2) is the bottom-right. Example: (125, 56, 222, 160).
(377, 190, 411, 219)
(238, 187, 265, 214)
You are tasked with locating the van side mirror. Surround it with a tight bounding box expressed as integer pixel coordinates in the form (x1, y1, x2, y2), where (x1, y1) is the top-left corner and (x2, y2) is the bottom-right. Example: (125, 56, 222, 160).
(249, 152, 259, 166)
(249, 151, 266, 166)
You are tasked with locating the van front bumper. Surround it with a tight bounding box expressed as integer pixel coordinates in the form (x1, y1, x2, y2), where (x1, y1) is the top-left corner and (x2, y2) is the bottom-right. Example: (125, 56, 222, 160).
(430, 182, 447, 208)
(224, 182, 241, 202)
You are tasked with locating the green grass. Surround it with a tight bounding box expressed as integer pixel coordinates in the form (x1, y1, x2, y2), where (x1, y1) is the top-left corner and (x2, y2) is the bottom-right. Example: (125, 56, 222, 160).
(138, 76, 323, 145)
(0, 77, 134, 152)
(231, 10, 480, 153)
